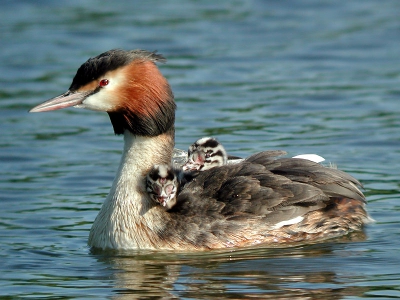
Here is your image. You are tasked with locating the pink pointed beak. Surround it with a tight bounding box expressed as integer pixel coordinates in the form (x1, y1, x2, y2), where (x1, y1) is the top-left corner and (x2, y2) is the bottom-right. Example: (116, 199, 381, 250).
(29, 90, 90, 113)
(182, 160, 202, 171)
(158, 196, 168, 206)
(182, 151, 205, 171)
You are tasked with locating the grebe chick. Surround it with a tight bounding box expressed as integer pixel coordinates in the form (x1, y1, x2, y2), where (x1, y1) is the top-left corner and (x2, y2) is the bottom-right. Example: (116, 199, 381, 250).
(147, 138, 227, 210)
(146, 165, 179, 210)
(148, 137, 228, 210)
(29, 49, 370, 251)
(149, 137, 226, 209)
(183, 137, 228, 171)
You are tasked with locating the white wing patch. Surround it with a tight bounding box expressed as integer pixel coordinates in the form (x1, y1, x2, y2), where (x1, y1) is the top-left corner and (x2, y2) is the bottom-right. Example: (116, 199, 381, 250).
(273, 216, 304, 229)
(292, 154, 325, 163)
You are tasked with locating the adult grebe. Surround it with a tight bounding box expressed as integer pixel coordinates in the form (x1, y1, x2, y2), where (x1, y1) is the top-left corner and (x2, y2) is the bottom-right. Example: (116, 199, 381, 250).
(30, 49, 369, 250)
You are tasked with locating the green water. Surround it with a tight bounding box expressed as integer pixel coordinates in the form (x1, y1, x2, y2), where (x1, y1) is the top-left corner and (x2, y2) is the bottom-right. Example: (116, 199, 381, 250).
(1, 0, 399, 298)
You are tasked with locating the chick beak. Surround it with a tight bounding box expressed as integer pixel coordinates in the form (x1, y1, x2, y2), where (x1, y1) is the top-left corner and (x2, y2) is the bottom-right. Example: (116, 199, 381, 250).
(182, 152, 205, 171)
(29, 90, 91, 113)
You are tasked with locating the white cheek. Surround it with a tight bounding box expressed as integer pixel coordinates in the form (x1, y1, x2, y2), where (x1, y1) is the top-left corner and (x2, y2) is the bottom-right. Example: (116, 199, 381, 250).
(80, 90, 116, 111)
(78, 74, 125, 112)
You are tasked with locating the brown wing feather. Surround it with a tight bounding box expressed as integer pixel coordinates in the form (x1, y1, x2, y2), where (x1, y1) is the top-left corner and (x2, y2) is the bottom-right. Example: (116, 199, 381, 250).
(267, 158, 365, 202)
(159, 151, 365, 249)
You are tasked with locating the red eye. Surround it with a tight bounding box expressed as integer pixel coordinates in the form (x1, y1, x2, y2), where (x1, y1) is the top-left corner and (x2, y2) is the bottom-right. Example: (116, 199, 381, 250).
(99, 79, 109, 87)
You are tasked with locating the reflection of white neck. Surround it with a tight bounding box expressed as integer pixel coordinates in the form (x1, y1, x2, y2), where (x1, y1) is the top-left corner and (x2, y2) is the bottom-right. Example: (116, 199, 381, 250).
(88, 131, 173, 250)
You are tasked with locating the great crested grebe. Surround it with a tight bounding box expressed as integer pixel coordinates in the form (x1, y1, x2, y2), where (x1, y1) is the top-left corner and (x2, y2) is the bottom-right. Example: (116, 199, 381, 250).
(30, 49, 370, 250)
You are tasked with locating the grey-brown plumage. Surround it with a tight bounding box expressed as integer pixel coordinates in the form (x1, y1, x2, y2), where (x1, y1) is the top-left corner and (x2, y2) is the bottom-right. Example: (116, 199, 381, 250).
(161, 150, 367, 248)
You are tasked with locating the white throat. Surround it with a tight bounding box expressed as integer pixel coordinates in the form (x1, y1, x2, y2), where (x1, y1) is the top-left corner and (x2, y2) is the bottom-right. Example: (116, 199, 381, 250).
(88, 131, 173, 250)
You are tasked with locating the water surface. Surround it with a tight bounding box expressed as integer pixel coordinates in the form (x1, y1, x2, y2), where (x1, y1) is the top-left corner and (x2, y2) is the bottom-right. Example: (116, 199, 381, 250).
(1, 0, 400, 298)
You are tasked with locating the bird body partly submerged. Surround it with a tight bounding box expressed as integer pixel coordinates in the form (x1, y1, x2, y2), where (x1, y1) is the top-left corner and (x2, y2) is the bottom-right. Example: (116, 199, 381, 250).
(30, 49, 370, 251)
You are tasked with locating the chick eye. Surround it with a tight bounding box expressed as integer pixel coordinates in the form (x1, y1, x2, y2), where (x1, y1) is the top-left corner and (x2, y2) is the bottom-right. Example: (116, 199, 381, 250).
(99, 79, 109, 87)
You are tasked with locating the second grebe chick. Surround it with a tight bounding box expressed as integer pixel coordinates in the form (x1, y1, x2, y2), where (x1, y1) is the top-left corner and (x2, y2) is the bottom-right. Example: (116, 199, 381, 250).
(183, 137, 228, 171)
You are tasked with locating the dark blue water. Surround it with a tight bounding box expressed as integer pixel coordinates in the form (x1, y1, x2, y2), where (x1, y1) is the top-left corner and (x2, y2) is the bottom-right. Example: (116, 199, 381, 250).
(1, 0, 399, 298)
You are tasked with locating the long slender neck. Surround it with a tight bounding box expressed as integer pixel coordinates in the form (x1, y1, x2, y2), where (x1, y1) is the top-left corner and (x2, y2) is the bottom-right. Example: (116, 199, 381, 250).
(88, 129, 174, 250)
